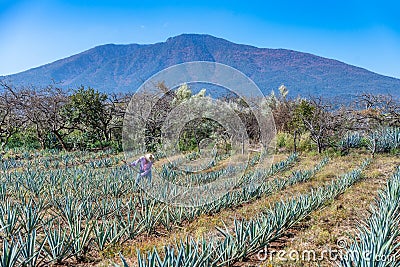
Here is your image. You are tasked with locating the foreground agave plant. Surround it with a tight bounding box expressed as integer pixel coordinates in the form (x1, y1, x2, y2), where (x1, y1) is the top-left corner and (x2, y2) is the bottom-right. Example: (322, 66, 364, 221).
(339, 166, 400, 267)
(0, 240, 21, 267)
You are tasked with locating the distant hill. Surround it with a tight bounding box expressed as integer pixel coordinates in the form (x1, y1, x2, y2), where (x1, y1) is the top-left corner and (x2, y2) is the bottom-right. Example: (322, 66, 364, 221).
(2, 34, 400, 99)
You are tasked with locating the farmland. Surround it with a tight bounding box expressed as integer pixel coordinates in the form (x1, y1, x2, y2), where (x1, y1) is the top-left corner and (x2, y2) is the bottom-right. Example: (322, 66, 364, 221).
(0, 148, 399, 266)
(1, 78, 400, 267)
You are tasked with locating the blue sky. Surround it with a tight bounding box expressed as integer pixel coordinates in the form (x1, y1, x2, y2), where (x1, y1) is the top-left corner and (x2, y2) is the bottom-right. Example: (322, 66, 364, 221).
(1, 0, 399, 78)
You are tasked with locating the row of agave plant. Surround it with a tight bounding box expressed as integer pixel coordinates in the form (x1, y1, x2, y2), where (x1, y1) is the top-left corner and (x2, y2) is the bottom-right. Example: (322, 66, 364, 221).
(0, 150, 125, 172)
(0, 152, 297, 202)
(0, 154, 123, 172)
(0, 152, 303, 266)
(122, 159, 371, 267)
(160, 152, 295, 187)
(340, 127, 400, 154)
(339, 166, 400, 266)
(165, 150, 227, 173)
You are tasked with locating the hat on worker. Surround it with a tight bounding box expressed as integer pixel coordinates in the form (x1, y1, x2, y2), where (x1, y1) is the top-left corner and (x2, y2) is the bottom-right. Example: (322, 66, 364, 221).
(145, 153, 155, 162)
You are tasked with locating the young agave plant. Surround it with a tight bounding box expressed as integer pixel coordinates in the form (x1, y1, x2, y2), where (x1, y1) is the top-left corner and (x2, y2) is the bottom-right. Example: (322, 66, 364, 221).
(17, 229, 46, 267)
(138, 198, 166, 235)
(43, 219, 73, 264)
(0, 239, 21, 267)
(93, 220, 112, 251)
(19, 170, 46, 197)
(96, 198, 122, 219)
(0, 200, 21, 238)
(136, 237, 213, 267)
(93, 219, 127, 251)
(20, 198, 44, 234)
(52, 194, 82, 226)
(0, 182, 6, 202)
(340, 167, 400, 267)
(77, 198, 92, 221)
(117, 204, 145, 242)
(339, 132, 363, 150)
(68, 212, 93, 262)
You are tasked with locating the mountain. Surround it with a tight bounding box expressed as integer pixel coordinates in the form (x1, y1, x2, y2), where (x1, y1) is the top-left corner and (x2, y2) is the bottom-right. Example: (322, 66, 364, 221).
(2, 34, 400, 98)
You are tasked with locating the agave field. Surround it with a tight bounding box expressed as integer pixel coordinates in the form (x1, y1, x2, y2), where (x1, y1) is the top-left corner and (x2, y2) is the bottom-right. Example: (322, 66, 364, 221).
(340, 166, 400, 267)
(0, 148, 399, 267)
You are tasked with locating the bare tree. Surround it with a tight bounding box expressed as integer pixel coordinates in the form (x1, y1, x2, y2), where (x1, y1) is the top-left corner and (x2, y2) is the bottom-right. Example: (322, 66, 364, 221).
(105, 92, 132, 146)
(297, 97, 348, 153)
(0, 81, 26, 149)
(10, 84, 71, 150)
(353, 93, 400, 129)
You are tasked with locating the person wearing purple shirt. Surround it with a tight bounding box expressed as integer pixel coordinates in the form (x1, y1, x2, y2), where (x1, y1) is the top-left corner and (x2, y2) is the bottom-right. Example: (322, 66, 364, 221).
(129, 153, 155, 183)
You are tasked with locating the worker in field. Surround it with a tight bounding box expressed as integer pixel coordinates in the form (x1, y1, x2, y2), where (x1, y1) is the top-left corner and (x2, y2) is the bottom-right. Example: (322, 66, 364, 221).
(126, 153, 155, 184)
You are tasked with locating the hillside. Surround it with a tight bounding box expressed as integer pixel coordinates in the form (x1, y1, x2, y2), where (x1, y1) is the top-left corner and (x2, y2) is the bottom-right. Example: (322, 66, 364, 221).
(2, 34, 400, 98)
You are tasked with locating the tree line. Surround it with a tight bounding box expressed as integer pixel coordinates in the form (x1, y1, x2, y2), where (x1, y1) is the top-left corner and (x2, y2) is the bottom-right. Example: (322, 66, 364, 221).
(269, 85, 400, 154)
(1, 81, 399, 154)
(0, 81, 130, 150)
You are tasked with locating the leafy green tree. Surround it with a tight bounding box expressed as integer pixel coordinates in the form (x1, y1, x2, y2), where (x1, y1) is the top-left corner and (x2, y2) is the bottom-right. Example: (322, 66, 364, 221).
(63, 86, 113, 147)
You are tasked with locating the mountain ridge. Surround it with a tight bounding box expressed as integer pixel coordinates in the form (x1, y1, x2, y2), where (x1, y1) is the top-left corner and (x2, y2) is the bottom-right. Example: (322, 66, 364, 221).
(2, 33, 400, 98)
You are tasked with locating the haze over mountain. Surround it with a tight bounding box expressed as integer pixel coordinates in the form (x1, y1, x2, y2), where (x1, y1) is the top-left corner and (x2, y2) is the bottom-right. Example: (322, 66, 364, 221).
(2, 34, 400, 98)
